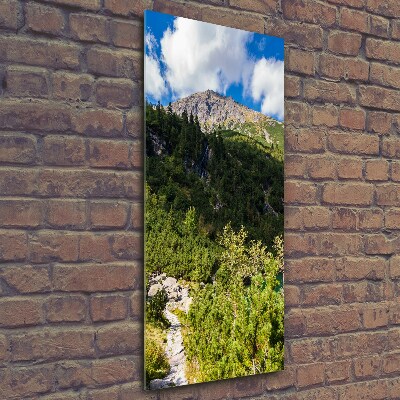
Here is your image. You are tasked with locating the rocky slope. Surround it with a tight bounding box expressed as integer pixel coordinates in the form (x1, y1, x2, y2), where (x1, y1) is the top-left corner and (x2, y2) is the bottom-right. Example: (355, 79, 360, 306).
(168, 89, 282, 143)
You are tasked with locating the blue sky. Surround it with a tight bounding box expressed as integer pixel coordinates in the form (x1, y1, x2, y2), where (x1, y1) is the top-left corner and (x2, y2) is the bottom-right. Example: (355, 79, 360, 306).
(144, 10, 284, 121)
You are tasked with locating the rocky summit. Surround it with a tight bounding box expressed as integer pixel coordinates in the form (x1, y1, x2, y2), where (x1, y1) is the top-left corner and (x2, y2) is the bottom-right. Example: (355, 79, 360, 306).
(167, 89, 282, 143)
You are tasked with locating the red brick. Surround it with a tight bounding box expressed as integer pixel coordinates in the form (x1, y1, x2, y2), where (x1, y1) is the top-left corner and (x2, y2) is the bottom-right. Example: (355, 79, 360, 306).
(383, 353, 400, 374)
(45, 296, 87, 322)
(339, 108, 366, 130)
(52, 71, 94, 101)
(336, 157, 363, 179)
(366, 38, 400, 64)
(370, 63, 400, 90)
(389, 256, 400, 278)
(302, 284, 342, 306)
(5, 66, 48, 98)
(11, 329, 95, 361)
(290, 337, 336, 364)
(304, 79, 356, 105)
(332, 208, 357, 230)
(53, 263, 138, 292)
(29, 231, 79, 263)
(322, 182, 373, 206)
(286, 101, 310, 126)
(318, 233, 363, 256)
(328, 31, 362, 56)
(90, 295, 128, 322)
(0, 134, 36, 164)
(130, 202, 143, 230)
(130, 291, 143, 320)
(0, 298, 42, 327)
(287, 48, 315, 76)
(342, 58, 370, 81)
(367, 111, 392, 134)
(43, 136, 85, 166)
(285, 75, 301, 98)
(88, 139, 130, 168)
(304, 307, 361, 335)
(354, 356, 382, 378)
(264, 18, 323, 49)
(86, 47, 141, 79)
(296, 363, 325, 388)
(325, 360, 351, 383)
(366, 0, 400, 18)
(312, 104, 338, 127)
(365, 233, 400, 254)
(0, 36, 80, 70)
(370, 15, 389, 37)
(386, 209, 400, 229)
(70, 13, 109, 43)
(26, 2, 65, 35)
(328, 132, 379, 155)
(105, 0, 152, 16)
(229, 0, 276, 14)
(382, 137, 400, 159)
(130, 140, 142, 169)
(0, 199, 43, 227)
(95, 322, 141, 356)
(285, 310, 306, 337)
(376, 185, 400, 206)
(47, 199, 86, 229)
(286, 126, 325, 153)
(308, 156, 336, 180)
(42, 0, 101, 10)
(285, 285, 300, 307)
(365, 159, 389, 181)
(95, 78, 136, 108)
(392, 162, 400, 181)
(0, 230, 28, 261)
(111, 20, 142, 49)
(336, 256, 385, 281)
(90, 201, 128, 228)
(286, 258, 336, 284)
(285, 154, 307, 178)
(0, 0, 22, 30)
(126, 107, 143, 138)
(340, 8, 368, 33)
(285, 233, 318, 257)
(319, 53, 344, 80)
(362, 304, 389, 329)
(393, 20, 400, 40)
(282, 0, 336, 27)
(0, 265, 51, 293)
(359, 209, 384, 230)
(285, 181, 318, 204)
(336, 332, 387, 359)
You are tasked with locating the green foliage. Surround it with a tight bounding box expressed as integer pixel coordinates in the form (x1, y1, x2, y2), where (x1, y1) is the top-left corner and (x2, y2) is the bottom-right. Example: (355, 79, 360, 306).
(185, 226, 284, 382)
(146, 288, 170, 329)
(145, 336, 170, 381)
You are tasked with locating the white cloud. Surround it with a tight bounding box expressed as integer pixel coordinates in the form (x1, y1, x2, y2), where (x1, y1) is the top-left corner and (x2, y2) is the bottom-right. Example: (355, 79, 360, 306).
(250, 57, 284, 120)
(160, 18, 252, 98)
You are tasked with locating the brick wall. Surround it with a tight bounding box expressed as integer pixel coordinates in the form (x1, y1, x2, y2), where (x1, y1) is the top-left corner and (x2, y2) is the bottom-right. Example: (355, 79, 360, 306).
(0, 0, 399, 399)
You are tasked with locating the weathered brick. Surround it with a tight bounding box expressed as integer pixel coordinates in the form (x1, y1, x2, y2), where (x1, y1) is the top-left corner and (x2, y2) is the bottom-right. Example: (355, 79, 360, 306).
(383, 353, 400, 374)
(42, 0, 100, 10)
(264, 18, 323, 49)
(130, 290, 142, 320)
(328, 132, 379, 155)
(386, 209, 400, 230)
(47, 199, 86, 229)
(327, 0, 365, 8)
(95, 322, 141, 356)
(126, 107, 143, 138)
(370, 62, 400, 90)
(285, 233, 318, 257)
(11, 329, 95, 361)
(354, 356, 382, 378)
(328, 31, 362, 56)
(393, 20, 400, 40)
(367, 111, 392, 134)
(286, 126, 325, 153)
(287, 48, 315, 75)
(43, 136, 86, 166)
(296, 363, 325, 388)
(322, 183, 374, 205)
(130, 140, 142, 169)
(339, 108, 366, 130)
(326, 360, 351, 383)
(0, 298, 43, 327)
(0, 0, 22, 30)
(282, 0, 336, 27)
(370, 15, 389, 37)
(365, 233, 400, 255)
(130, 202, 143, 230)
(0, 36, 80, 70)
(45, 296, 87, 322)
(285, 181, 318, 204)
(90, 295, 128, 322)
(0, 265, 51, 293)
(0, 230, 28, 261)
(111, 20, 142, 49)
(0, 199, 43, 227)
(90, 201, 128, 228)
(53, 263, 138, 292)
(358, 209, 384, 230)
(392, 162, 400, 182)
(332, 208, 357, 230)
(290, 337, 336, 364)
(26, 2, 65, 35)
(285, 75, 301, 98)
(105, 0, 152, 16)
(0, 134, 36, 165)
(95, 78, 136, 108)
(29, 231, 79, 263)
(52, 71, 94, 101)
(365, 159, 389, 181)
(302, 284, 342, 306)
(362, 304, 389, 329)
(285, 285, 301, 307)
(382, 137, 400, 159)
(5, 66, 49, 98)
(376, 185, 400, 206)
(286, 101, 310, 126)
(70, 13, 109, 43)
(89, 139, 131, 168)
(336, 332, 387, 359)
(86, 47, 141, 79)
(366, 0, 400, 18)
(336, 157, 363, 179)
(307, 156, 336, 180)
(366, 38, 400, 64)
(286, 258, 336, 284)
(304, 80, 356, 105)
(318, 233, 363, 256)
(340, 8, 368, 33)
(312, 104, 338, 127)
(285, 154, 307, 178)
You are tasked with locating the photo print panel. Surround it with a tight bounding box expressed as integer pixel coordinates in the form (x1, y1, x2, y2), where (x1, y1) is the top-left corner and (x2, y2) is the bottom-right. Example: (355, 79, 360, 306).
(144, 10, 284, 390)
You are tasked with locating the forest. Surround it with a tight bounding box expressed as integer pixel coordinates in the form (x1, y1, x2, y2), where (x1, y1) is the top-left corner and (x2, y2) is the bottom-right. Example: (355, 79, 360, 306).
(145, 101, 284, 386)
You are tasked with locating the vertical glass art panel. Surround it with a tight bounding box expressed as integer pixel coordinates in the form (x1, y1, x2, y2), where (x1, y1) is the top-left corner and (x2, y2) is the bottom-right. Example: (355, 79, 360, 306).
(144, 10, 284, 389)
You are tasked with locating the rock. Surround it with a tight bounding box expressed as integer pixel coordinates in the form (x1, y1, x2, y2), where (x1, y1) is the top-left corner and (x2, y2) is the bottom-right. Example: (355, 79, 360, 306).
(148, 283, 163, 297)
(149, 379, 175, 390)
(164, 277, 177, 289)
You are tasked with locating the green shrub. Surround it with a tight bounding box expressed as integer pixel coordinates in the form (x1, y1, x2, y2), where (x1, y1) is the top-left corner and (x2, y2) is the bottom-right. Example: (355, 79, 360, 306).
(145, 337, 170, 381)
(146, 288, 170, 328)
